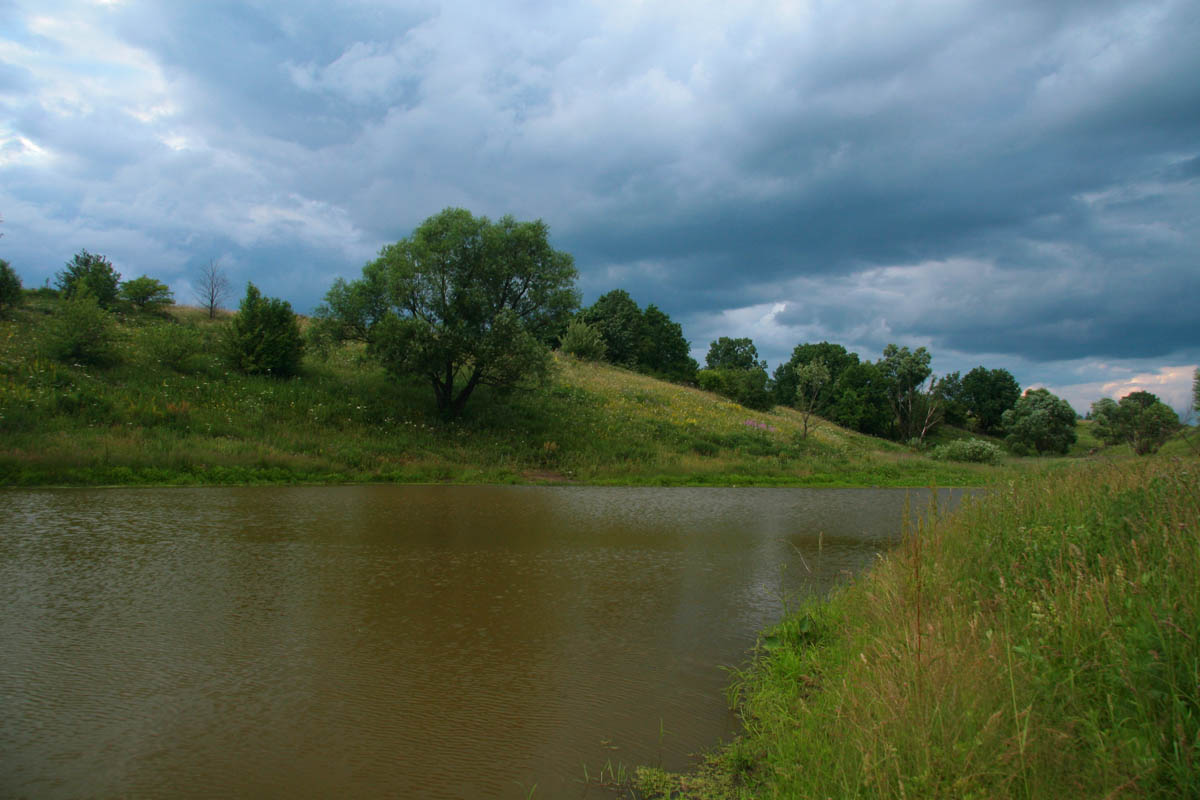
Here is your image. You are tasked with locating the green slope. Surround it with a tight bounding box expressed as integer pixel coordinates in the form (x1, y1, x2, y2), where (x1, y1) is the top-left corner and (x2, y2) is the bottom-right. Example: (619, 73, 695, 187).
(2, 296, 1009, 487)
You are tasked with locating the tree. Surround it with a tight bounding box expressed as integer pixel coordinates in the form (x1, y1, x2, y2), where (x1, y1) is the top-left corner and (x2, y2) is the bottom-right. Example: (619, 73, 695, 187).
(793, 359, 831, 439)
(773, 341, 859, 409)
(319, 208, 579, 415)
(580, 289, 645, 367)
(960, 367, 1021, 434)
(194, 259, 231, 319)
(224, 283, 304, 377)
(120, 275, 174, 311)
(877, 344, 934, 442)
(1090, 391, 1180, 455)
(706, 337, 766, 372)
(0, 258, 21, 316)
(637, 304, 697, 383)
(826, 361, 894, 437)
(57, 250, 121, 308)
(1194, 368, 1199, 414)
(1002, 388, 1077, 455)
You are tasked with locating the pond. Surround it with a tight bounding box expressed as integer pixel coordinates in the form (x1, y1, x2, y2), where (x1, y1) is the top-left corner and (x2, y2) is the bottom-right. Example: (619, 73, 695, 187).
(0, 485, 972, 798)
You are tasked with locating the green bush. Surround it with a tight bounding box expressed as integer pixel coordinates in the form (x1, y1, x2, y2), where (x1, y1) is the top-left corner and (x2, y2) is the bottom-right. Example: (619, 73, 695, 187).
(559, 318, 607, 361)
(56, 250, 121, 308)
(120, 275, 174, 312)
(223, 283, 304, 377)
(929, 438, 1002, 464)
(0, 258, 22, 315)
(144, 323, 204, 372)
(697, 367, 773, 411)
(42, 289, 119, 365)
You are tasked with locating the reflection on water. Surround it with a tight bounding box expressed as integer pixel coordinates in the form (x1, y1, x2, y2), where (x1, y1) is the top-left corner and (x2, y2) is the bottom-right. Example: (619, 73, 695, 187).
(0, 485, 971, 798)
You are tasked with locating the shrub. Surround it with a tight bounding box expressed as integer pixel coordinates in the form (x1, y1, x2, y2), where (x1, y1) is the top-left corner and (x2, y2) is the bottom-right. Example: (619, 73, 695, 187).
(120, 275, 174, 312)
(559, 318, 607, 361)
(0, 258, 21, 315)
(223, 283, 304, 377)
(697, 367, 773, 411)
(42, 289, 119, 365)
(929, 438, 1003, 464)
(144, 323, 204, 373)
(56, 250, 121, 308)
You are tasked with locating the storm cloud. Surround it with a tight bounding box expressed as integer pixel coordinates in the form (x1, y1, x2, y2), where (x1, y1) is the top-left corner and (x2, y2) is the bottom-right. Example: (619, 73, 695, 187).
(2, 0, 1197, 411)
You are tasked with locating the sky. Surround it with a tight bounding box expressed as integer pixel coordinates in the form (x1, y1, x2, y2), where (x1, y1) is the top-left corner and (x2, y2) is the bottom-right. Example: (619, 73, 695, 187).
(1, 0, 1197, 416)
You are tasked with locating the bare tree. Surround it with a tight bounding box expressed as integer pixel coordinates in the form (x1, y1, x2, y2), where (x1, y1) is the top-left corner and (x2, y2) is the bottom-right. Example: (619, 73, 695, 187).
(194, 258, 230, 319)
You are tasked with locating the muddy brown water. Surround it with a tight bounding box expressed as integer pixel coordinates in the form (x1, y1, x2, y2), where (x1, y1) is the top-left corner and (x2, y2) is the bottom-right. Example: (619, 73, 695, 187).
(0, 485, 972, 798)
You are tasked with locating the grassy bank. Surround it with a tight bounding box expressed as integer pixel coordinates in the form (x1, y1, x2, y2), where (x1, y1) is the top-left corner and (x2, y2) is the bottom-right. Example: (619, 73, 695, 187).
(1, 297, 1011, 487)
(636, 457, 1199, 798)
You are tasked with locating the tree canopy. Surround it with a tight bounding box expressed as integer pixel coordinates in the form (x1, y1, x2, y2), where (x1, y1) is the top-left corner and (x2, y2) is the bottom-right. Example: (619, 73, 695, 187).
(57, 250, 121, 308)
(577, 290, 696, 382)
(318, 208, 579, 415)
(1002, 388, 1077, 455)
(1090, 391, 1180, 455)
(960, 366, 1021, 434)
(0, 258, 21, 315)
(705, 337, 766, 372)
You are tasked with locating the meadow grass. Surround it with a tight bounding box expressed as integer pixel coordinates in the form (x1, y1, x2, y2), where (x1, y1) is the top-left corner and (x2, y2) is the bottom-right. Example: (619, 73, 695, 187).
(1, 298, 1013, 487)
(636, 456, 1199, 798)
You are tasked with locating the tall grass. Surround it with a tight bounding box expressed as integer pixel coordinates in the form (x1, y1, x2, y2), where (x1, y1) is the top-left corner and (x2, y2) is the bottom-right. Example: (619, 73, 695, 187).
(638, 458, 1199, 798)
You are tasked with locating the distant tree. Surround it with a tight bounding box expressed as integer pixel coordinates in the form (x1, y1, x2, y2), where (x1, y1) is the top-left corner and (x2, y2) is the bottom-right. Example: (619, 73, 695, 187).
(1002, 388, 1077, 455)
(826, 361, 894, 437)
(43, 287, 118, 365)
(1194, 368, 1199, 414)
(194, 259, 231, 319)
(0, 258, 21, 315)
(120, 275, 174, 311)
(793, 359, 831, 439)
(960, 367, 1021, 434)
(877, 344, 934, 442)
(637, 304, 697, 382)
(1091, 391, 1180, 455)
(936, 371, 967, 427)
(559, 318, 607, 361)
(773, 341, 858, 409)
(317, 208, 578, 414)
(56, 250, 121, 308)
(580, 289, 645, 367)
(706, 337, 766, 372)
(224, 283, 304, 377)
(309, 268, 389, 346)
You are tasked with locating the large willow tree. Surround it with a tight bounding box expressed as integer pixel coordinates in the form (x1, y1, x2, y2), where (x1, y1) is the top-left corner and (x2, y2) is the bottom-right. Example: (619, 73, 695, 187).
(316, 208, 579, 415)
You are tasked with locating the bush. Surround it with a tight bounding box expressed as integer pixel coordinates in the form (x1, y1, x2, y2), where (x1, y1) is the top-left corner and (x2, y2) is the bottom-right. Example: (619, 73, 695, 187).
(43, 289, 119, 365)
(0, 258, 21, 315)
(224, 283, 304, 377)
(120, 275, 174, 312)
(56, 250, 121, 308)
(929, 438, 1003, 464)
(144, 323, 204, 373)
(697, 367, 773, 411)
(559, 318, 607, 361)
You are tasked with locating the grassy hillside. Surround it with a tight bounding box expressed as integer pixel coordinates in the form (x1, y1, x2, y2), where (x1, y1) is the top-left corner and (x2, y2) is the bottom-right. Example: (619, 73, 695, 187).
(636, 456, 1200, 798)
(0, 295, 1021, 487)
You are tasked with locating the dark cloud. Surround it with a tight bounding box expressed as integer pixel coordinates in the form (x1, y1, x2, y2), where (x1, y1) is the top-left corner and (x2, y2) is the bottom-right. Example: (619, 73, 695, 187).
(1, 0, 1196, 401)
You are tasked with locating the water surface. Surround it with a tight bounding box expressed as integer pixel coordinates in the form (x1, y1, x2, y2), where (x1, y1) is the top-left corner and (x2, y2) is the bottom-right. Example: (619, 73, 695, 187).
(0, 485, 969, 798)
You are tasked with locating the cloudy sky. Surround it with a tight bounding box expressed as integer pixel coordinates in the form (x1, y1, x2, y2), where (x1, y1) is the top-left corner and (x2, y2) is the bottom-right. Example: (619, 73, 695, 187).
(2, 0, 1197, 414)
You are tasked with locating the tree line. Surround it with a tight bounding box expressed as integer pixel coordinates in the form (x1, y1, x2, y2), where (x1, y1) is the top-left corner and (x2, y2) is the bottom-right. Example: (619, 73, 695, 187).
(2, 207, 1191, 457)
